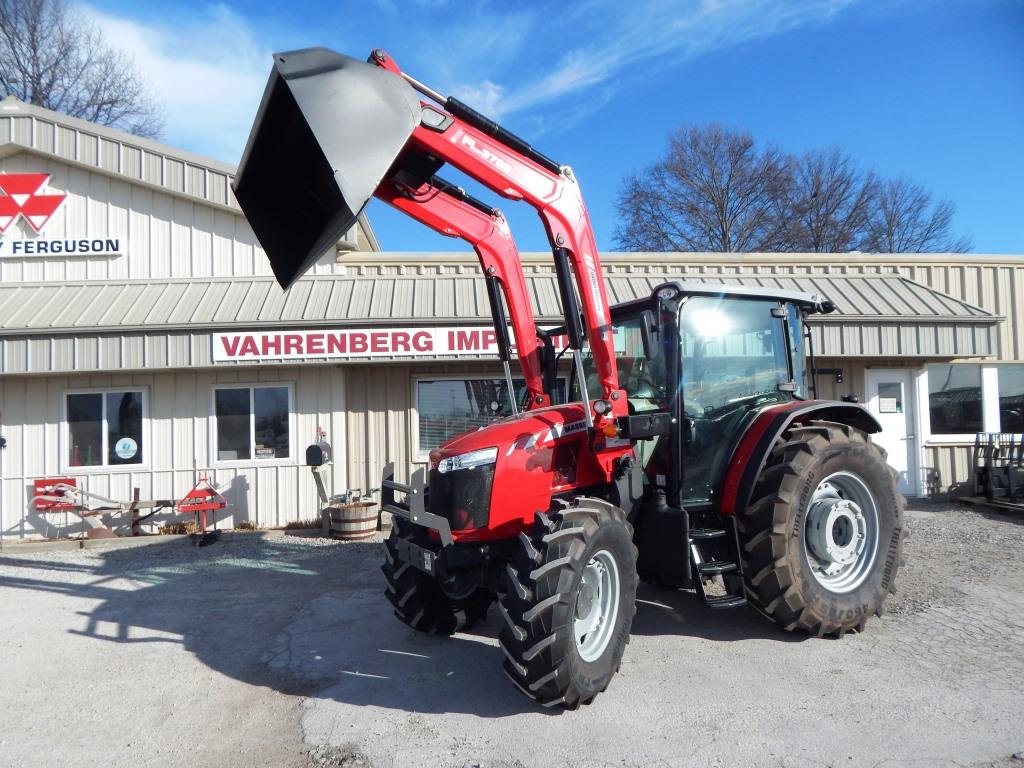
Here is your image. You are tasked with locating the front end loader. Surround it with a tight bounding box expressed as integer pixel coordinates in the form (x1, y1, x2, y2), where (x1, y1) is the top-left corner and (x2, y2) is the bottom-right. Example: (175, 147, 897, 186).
(233, 47, 905, 710)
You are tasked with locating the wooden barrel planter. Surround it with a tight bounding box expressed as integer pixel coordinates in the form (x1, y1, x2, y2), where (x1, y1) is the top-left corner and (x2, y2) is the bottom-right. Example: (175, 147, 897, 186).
(326, 502, 378, 540)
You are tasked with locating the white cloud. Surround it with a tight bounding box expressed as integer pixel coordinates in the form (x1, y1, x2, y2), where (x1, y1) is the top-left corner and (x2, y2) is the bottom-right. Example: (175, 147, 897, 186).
(466, 0, 857, 118)
(81, 3, 272, 164)
(449, 80, 506, 117)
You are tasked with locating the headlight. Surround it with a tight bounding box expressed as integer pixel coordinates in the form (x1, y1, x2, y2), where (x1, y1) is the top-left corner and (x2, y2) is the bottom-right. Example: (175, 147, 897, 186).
(436, 446, 498, 474)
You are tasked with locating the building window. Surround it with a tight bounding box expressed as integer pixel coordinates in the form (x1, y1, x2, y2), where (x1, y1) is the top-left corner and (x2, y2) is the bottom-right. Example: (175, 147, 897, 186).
(213, 385, 291, 461)
(926, 363, 1024, 439)
(415, 377, 565, 455)
(997, 364, 1024, 433)
(66, 390, 144, 467)
(927, 364, 982, 435)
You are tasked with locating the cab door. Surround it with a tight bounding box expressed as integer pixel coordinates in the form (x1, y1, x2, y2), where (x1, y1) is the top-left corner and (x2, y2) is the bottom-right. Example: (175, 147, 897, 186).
(679, 297, 793, 506)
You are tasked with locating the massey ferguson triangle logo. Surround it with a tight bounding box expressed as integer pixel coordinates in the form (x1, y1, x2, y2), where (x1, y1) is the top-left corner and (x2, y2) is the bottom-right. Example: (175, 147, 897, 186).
(0, 173, 66, 234)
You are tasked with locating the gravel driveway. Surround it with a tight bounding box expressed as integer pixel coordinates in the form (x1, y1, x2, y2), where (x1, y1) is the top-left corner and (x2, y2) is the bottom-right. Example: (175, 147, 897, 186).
(1, 503, 1022, 768)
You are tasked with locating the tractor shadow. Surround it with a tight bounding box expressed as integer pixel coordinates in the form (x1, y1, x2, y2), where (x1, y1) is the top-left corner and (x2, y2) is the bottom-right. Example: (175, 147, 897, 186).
(0, 535, 550, 719)
(631, 582, 805, 643)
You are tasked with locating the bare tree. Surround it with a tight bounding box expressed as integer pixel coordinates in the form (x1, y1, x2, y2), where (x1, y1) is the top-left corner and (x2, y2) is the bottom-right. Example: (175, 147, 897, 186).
(617, 123, 971, 254)
(0, 0, 163, 137)
(780, 148, 877, 252)
(861, 178, 970, 253)
(614, 124, 789, 252)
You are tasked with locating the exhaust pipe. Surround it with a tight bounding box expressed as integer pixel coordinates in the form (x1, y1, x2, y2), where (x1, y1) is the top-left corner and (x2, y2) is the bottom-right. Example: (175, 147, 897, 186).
(233, 47, 420, 289)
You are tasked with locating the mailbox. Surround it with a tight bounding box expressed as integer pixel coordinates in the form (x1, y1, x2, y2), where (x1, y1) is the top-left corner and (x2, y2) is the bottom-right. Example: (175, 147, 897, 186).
(306, 440, 332, 466)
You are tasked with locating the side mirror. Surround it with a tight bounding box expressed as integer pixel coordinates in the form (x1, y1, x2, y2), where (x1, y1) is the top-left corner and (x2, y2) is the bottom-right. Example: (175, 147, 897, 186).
(640, 310, 658, 360)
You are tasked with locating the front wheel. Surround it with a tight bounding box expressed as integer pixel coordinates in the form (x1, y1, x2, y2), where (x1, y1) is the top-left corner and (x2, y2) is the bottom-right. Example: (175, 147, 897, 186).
(498, 499, 638, 709)
(739, 421, 905, 636)
(381, 520, 492, 635)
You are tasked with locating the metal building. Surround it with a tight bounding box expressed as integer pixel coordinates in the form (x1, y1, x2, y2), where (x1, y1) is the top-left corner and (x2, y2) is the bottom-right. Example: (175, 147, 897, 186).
(0, 97, 1019, 539)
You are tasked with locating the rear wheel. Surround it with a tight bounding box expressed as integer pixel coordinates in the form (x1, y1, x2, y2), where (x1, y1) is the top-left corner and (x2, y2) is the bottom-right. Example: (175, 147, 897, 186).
(381, 520, 492, 635)
(498, 499, 638, 709)
(739, 421, 905, 636)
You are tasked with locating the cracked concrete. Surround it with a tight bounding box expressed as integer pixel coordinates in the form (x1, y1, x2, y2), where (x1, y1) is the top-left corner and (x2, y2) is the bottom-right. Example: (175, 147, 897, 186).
(0, 506, 1022, 767)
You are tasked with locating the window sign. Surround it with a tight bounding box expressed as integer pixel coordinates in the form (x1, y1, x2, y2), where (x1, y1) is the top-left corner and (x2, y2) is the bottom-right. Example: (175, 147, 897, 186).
(877, 383, 903, 414)
(66, 390, 144, 467)
(213, 385, 291, 462)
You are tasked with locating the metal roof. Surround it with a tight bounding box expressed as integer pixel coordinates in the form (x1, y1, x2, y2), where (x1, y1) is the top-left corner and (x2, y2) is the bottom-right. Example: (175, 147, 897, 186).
(0, 272, 993, 336)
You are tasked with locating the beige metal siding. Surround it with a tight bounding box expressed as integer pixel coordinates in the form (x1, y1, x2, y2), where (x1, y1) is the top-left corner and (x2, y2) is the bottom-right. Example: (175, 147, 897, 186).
(0, 366, 347, 540)
(343, 363, 508, 494)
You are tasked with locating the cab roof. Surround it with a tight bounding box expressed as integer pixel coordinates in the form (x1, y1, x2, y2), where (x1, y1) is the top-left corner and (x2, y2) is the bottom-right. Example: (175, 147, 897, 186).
(611, 280, 836, 317)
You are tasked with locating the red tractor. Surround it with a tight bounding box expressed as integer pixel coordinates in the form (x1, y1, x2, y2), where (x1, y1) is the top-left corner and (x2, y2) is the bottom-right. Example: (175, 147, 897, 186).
(234, 47, 905, 709)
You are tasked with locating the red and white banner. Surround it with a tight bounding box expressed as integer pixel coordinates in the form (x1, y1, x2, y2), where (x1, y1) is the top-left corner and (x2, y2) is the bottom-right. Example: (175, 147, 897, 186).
(214, 326, 508, 362)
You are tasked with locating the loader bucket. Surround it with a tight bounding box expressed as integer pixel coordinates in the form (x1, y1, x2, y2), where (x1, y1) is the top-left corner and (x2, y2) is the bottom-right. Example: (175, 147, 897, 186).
(233, 47, 421, 289)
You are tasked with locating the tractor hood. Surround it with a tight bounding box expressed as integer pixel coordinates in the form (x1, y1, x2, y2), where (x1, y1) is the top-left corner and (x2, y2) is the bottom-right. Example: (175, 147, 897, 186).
(233, 47, 421, 289)
(429, 403, 591, 464)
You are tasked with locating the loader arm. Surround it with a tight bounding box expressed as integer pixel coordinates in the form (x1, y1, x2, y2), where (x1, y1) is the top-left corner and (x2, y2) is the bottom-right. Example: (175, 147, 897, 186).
(369, 50, 624, 413)
(375, 176, 548, 407)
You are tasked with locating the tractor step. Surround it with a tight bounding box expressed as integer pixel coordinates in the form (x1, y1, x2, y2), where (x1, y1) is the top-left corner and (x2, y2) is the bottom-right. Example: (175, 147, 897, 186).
(689, 527, 726, 540)
(689, 515, 747, 609)
(696, 559, 737, 576)
(704, 594, 748, 610)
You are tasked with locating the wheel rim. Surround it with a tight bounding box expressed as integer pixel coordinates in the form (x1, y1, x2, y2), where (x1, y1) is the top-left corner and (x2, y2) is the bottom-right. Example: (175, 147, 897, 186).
(803, 471, 880, 594)
(573, 549, 620, 662)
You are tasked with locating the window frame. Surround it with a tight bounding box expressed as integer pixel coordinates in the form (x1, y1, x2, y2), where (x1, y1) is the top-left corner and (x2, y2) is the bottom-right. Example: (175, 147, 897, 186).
(411, 373, 566, 463)
(210, 382, 295, 467)
(922, 363, 1017, 445)
(61, 386, 149, 473)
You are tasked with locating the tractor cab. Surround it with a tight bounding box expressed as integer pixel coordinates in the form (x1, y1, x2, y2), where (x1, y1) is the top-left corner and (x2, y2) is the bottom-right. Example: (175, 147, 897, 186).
(574, 281, 832, 510)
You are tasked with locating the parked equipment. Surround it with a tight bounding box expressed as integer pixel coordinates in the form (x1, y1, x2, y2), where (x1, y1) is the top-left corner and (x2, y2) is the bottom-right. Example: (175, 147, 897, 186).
(234, 47, 906, 709)
(178, 475, 227, 546)
(31, 479, 177, 538)
(966, 432, 1024, 511)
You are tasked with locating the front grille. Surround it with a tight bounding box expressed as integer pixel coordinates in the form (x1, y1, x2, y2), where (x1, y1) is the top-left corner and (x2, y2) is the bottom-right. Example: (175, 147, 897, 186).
(428, 464, 494, 530)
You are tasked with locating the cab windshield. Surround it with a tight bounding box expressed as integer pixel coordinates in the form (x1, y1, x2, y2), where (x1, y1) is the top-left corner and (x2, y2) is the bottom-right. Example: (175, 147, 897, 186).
(680, 296, 793, 417)
(575, 314, 667, 412)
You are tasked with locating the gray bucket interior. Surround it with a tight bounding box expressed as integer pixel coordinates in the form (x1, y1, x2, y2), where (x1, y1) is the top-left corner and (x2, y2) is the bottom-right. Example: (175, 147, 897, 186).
(233, 48, 421, 289)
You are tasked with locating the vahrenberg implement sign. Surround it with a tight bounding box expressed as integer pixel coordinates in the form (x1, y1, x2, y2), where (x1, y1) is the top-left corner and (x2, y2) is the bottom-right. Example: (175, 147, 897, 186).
(214, 327, 507, 362)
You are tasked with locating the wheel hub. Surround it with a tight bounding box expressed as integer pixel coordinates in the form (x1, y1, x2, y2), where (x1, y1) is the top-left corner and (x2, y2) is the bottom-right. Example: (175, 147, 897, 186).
(803, 472, 881, 594)
(576, 575, 596, 619)
(806, 497, 863, 567)
(573, 550, 621, 663)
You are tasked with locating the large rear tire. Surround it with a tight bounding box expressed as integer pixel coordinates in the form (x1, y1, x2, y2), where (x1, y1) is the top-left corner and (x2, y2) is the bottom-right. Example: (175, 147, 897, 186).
(739, 420, 905, 637)
(382, 520, 492, 635)
(498, 499, 638, 709)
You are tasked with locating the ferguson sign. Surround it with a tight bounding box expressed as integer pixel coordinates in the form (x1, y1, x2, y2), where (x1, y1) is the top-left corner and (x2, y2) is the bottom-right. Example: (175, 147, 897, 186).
(0, 172, 122, 257)
(213, 327, 510, 362)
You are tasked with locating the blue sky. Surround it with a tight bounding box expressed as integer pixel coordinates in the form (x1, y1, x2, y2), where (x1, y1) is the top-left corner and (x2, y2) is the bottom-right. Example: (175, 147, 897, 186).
(85, 0, 1023, 254)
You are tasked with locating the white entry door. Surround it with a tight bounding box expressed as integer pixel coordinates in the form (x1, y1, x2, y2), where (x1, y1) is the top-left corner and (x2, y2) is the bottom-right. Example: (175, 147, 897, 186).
(865, 370, 919, 497)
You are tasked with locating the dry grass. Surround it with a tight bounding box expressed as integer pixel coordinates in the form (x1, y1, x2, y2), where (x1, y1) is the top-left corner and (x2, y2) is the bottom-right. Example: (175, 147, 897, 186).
(235, 520, 263, 531)
(159, 521, 197, 535)
(283, 518, 324, 530)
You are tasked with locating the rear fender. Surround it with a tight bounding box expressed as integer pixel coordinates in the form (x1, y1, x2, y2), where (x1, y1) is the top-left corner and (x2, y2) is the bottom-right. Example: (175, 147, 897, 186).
(718, 401, 881, 516)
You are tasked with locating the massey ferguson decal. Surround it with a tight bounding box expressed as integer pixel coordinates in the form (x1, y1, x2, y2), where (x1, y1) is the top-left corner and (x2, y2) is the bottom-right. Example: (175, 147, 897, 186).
(0, 173, 65, 233)
(0, 173, 122, 257)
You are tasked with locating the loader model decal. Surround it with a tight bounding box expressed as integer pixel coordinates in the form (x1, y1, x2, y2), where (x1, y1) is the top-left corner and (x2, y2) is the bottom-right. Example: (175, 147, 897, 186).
(458, 133, 514, 175)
